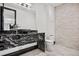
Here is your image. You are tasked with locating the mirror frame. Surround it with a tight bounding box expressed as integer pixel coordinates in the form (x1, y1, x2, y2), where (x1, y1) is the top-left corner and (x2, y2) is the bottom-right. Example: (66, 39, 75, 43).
(3, 7, 16, 30)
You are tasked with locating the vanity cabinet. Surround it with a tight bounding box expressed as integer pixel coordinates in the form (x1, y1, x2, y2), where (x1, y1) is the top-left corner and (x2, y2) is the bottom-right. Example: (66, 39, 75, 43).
(0, 30, 38, 50)
(0, 29, 45, 56)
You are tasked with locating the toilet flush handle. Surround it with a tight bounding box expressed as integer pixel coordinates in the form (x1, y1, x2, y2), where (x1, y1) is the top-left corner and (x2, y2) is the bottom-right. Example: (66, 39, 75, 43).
(50, 35, 54, 36)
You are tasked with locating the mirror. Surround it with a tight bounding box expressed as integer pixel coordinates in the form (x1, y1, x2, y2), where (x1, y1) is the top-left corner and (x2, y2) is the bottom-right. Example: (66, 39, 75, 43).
(3, 7, 16, 30)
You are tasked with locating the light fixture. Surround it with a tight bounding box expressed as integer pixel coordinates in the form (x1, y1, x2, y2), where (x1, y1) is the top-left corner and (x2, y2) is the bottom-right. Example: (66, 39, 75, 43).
(16, 3, 32, 8)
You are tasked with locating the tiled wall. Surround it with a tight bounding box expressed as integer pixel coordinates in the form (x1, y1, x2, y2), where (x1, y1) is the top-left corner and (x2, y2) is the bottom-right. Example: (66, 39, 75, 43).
(56, 3, 79, 50)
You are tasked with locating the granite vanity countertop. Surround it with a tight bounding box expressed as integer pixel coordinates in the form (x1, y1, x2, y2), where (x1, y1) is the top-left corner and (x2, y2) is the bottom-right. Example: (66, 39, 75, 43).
(1, 29, 38, 34)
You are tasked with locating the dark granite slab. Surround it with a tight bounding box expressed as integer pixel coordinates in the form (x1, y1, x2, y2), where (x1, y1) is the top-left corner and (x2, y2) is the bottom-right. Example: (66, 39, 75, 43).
(0, 29, 45, 54)
(0, 34, 38, 51)
(37, 33, 45, 52)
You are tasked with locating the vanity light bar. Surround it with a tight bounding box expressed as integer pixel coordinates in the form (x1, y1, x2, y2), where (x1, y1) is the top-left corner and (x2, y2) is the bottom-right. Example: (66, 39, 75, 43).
(16, 3, 31, 8)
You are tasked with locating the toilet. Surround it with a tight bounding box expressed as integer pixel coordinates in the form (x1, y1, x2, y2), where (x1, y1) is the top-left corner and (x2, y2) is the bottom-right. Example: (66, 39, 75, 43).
(45, 35, 55, 52)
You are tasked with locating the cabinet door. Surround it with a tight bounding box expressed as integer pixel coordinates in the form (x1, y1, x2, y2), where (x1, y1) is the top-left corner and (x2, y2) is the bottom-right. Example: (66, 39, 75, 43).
(37, 33, 45, 52)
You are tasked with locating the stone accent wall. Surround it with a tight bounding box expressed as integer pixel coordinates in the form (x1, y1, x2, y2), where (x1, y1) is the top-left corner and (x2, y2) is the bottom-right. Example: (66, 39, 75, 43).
(56, 3, 79, 50)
